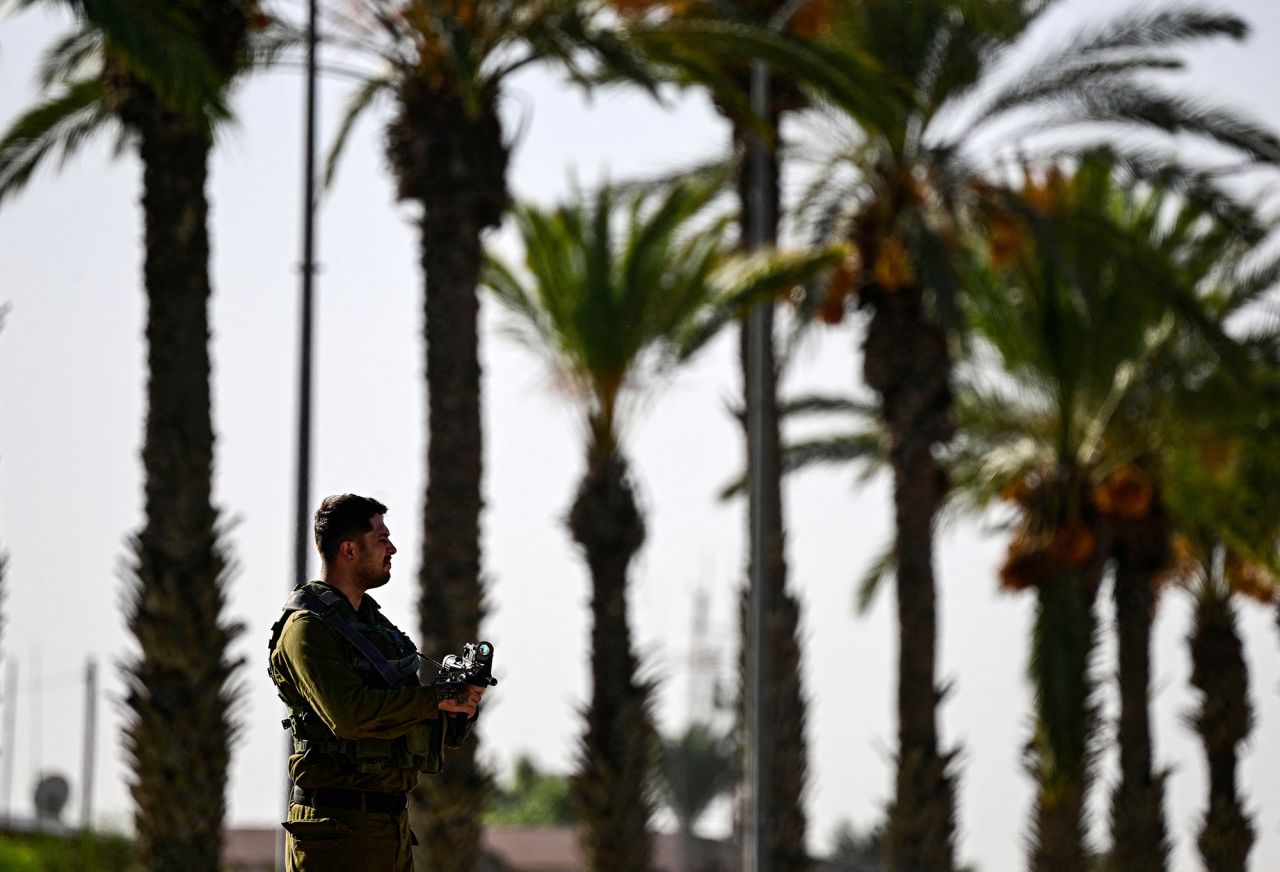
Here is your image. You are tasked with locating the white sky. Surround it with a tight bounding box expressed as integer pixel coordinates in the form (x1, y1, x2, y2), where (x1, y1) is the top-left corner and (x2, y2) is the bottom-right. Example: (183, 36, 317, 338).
(1, 1, 1279, 870)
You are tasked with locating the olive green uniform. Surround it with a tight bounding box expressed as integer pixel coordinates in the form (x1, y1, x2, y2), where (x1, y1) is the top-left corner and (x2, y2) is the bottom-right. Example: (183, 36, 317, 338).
(269, 581, 458, 872)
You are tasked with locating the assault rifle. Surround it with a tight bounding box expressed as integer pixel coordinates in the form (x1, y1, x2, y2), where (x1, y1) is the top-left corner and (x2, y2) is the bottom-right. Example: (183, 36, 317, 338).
(427, 640, 498, 702)
(424, 641, 497, 746)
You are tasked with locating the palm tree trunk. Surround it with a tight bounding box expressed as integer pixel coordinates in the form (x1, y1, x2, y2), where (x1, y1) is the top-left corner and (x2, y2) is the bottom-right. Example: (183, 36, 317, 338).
(386, 80, 508, 872)
(861, 284, 956, 872)
(1028, 564, 1102, 872)
(122, 97, 239, 872)
(1190, 583, 1254, 872)
(568, 451, 656, 872)
(1107, 519, 1170, 872)
(408, 199, 492, 872)
(732, 113, 811, 872)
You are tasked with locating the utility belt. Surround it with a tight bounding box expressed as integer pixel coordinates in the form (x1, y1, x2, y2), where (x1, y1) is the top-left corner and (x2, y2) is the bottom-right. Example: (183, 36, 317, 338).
(290, 785, 408, 815)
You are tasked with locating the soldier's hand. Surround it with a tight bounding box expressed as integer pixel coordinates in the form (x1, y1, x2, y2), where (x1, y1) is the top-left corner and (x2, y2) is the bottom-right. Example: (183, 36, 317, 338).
(438, 684, 485, 717)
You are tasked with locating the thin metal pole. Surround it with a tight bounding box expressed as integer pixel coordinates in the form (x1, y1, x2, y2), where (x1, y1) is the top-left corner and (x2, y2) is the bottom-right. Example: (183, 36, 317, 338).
(2, 661, 16, 827)
(281, 1, 319, 868)
(744, 56, 773, 872)
(80, 659, 96, 830)
(294, 0, 319, 594)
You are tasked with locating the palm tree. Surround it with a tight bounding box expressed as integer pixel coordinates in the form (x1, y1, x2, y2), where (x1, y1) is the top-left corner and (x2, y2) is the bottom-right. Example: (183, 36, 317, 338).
(766, 158, 1278, 871)
(1056, 170, 1279, 872)
(954, 151, 1275, 869)
(1002, 168, 1251, 872)
(1085, 181, 1276, 872)
(3, 0, 233, 126)
(830, 819, 890, 872)
(1156, 516, 1279, 872)
(957, 182, 1146, 872)
(484, 177, 843, 872)
(656, 723, 739, 872)
(637, 6, 1280, 868)
(1100, 458, 1172, 872)
(1181, 544, 1265, 872)
(1155, 325, 1280, 872)
(317, 7, 651, 863)
(0, 1, 263, 868)
(608, 8, 861, 866)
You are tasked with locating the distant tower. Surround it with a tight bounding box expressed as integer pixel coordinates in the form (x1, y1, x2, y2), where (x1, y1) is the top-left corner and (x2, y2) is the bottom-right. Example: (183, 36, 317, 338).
(80, 658, 97, 830)
(687, 587, 719, 726)
(2, 661, 16, 826)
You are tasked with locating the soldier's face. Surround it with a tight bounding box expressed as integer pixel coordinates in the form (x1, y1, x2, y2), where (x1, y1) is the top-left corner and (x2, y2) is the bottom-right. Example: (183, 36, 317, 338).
(354, 514, 396, 589)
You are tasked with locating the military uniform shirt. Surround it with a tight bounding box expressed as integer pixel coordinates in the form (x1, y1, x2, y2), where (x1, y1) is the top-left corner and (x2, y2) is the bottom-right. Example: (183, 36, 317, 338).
(270, 584, 439, 794)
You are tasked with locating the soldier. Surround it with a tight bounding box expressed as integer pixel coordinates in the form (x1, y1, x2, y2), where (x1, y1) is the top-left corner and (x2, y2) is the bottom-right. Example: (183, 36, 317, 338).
(269, 494, 486, 872)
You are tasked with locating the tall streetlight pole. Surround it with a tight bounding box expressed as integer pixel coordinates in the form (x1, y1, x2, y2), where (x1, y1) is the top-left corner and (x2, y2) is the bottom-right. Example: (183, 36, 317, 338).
(2, 661, 16, 827)
(744, 52, 774, 872)
(744, 7, 810, 872)
(79, 658, 96, 830)
(294, 0, 319, 595)
(280, 1, 319, 869)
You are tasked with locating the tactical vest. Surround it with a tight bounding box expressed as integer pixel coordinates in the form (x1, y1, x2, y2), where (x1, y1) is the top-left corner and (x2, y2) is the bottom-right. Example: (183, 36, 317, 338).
(267, 582, 443, 775)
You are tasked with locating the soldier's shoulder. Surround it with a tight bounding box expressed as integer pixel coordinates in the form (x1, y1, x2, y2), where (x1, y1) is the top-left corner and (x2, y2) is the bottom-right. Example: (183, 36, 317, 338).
(276, 582, 349, 620)
(295, 580, 341, 606)
(274, 609, 339, 655)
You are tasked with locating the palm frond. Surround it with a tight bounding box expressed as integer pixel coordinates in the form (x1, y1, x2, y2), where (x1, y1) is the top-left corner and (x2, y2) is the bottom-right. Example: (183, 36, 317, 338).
(37, 25, 102, 90)
(606, 154, 737, 203)
(633, 18, 906, 135)
(617, 30, 760, 134)
(621, 175, 722, 298)
(788, 116, 870, 246)
(678, 244, 850, 359)
(718, 431, 883, 500)
(779, 394, 880, 419)
(907, 213, 967, 329)
(1066, 7, 1246, 54)
(1034, 83, 1280, 165)
(656, 723, 738, 831)
(489, 178, 852, 449)
(538, 4, 664, 98)
(961, 55, 1183, 141)
(482, 251, 561, 361)
(321, 73, 392, 191)
(68, 0, 229, 119)
(0, 76, 115, 204)
(785, 433, 886, 476)
(1058, 146, 1264, 241)
(435, 13, 482, 113)
(855, 540, 897, 616)
(1218, 249, 1280, 315)
(719, 388, 883, 499)
(486, 180, 730, 438)
(246, 18, 309, 72)
(967, 6, 1245, 138)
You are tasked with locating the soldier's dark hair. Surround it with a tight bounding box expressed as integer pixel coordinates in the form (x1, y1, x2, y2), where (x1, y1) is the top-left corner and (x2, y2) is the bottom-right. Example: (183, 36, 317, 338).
(314, 494, 389, 564)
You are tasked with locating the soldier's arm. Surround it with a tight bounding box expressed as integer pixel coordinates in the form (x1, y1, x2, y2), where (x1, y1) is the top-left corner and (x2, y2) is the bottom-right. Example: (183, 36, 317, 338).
(272, 612, 439, 741)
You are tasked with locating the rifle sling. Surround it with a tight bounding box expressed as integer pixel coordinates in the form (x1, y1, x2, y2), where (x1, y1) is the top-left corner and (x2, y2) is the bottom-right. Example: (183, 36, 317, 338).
(285, 587, 415, 690)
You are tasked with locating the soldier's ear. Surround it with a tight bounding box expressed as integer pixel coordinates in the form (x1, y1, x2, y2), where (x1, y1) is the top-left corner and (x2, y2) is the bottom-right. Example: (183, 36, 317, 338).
(340, 539, 356, 562)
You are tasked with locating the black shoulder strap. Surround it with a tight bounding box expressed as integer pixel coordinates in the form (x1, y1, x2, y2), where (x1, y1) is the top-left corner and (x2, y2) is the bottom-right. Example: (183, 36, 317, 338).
(285, 587, 416, 689)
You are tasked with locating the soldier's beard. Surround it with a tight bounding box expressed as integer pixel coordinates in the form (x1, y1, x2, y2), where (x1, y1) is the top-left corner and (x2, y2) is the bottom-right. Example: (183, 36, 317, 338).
(355, 546, 391, 588)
